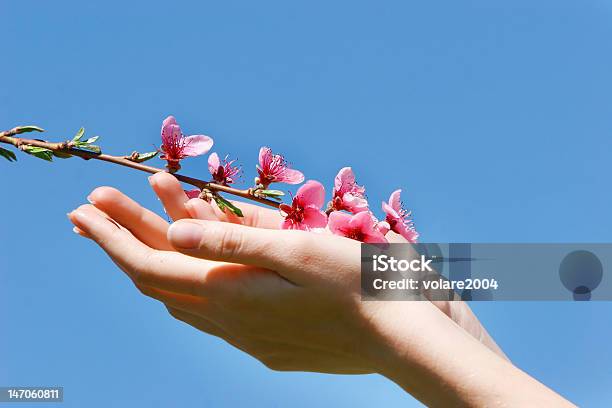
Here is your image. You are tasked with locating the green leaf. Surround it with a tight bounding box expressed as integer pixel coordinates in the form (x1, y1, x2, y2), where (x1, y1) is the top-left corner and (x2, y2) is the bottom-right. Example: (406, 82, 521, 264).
(53, 151, 73, 159)
(213, 195, 244, 217)
(23, 146, 53, 161)
(74, 142, 101, 154)
(0, 147, 17, 162)
(72, 129, 84, 142)
(86, 145, 101, 154)
(132, 151, 158, 163)
(16, 125, 44, 134)
(70, 130, 101, 154)
(72, 127, 85, 142)
(258, 189, 285, 198)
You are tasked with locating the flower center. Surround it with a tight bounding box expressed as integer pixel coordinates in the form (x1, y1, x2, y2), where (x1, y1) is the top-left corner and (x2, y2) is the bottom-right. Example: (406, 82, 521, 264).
(345, 228, 365, 241)
(287, 206, 304, 223)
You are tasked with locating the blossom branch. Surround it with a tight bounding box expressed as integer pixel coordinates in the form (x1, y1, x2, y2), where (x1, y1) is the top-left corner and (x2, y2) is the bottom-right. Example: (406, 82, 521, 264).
(0, 127, 281, 209)
(1, 118, 419, 243)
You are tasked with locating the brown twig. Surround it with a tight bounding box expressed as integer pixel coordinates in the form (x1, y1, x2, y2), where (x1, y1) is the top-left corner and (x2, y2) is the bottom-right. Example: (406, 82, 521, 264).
(0, 128, 281, 209)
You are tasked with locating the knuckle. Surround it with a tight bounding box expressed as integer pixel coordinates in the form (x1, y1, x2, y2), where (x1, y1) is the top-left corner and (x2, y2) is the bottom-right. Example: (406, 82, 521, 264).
(216, 226, 244, 260)
(95, 226, 122, 248)
(130, 250, 157, 285)
(287, 232, 320, 265)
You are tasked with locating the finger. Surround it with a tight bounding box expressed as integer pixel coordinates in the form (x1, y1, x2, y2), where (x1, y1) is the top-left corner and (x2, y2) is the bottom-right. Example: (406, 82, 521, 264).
(186, 197, 284, 229)
(149, 172, 191, 221)
(185, 198, 219, 220)
(69, 205, 282, 298)
(226, 200, 284, 229)
(72, 226, 91, 238)
(68, 205, 214, 296)
(88, 186, 172, 250)
(167, 219, 360, 284)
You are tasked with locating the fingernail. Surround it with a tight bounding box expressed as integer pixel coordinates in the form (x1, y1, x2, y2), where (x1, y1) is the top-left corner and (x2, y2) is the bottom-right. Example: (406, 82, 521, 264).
(70, 210, 90, 225)
(148, 175, 156, 186)
(168, 222, 203, 249)
(86, 195, 95, 204)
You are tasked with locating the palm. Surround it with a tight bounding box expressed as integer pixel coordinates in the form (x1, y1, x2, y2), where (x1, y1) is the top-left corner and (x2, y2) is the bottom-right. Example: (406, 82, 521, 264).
(88, 172, 505, 360)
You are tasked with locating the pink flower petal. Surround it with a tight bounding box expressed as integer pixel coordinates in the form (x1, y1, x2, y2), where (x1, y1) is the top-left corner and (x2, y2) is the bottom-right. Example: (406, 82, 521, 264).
(184, 189, 200, 199)
(258, 146, 272, 168)
(343, 193, 369, 213)
(363, 230, 389, 244)
(281, 168, 305, 185)
(182, 135, 213, 157)
(162, 115, 177, 128)
(334, 167, 355, 194)
(395, 223, 419, 243)
(282, 218, 305, 230)
(161, 116, 180, 144)
(328, 211, 352, 235)
(296, 180, 325, 208)
(382, 201, 399, 219)
(376, 220, 390, 235)
(389, 189, 402, 212)
(301, 207, 328, 229)
(208, 152, 220, 175)
(162, 124, 181, 144)
(348, 210, 375, 230)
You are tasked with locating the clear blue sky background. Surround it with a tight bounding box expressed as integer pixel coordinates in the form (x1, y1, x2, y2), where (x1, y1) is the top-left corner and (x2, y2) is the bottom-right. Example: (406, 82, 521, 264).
(1, 1, 611, 406)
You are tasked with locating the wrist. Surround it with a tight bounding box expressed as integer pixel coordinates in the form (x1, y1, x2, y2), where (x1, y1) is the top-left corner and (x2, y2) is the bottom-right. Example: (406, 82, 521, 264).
(356, 300, 572, 407)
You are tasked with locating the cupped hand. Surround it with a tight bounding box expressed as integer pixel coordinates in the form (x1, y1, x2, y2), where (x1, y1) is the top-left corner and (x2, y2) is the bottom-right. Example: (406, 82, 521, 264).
(69, 196, 400, 373)
(78, 172, 506, 360)
(67, 174, 572, 406)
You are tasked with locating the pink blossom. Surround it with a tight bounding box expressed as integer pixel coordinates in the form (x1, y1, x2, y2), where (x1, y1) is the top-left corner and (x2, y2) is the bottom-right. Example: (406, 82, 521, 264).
(328, 211, 388, 243)
(160, 116, 213, 171)
(280, 180, 328, 231)
(208, 152, 240, 185)
(185, 189, 201, 199)
(329, 167, 369, 213)
(382, 189, 419, 243)
(256, 147, 304, 188)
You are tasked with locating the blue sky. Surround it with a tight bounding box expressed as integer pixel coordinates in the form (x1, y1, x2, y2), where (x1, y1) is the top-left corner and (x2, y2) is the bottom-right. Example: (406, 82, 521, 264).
(1, 0, 611, 406)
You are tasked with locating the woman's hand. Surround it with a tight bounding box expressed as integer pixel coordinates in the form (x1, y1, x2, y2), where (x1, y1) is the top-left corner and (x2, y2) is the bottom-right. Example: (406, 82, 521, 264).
(70, 193, 387, 374)
(68, 174, 573, 406)
(146, 172, 507, 360)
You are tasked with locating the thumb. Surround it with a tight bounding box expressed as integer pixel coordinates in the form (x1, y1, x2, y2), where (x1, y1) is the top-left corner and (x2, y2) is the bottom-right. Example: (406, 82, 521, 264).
(167, 219, 357, 284)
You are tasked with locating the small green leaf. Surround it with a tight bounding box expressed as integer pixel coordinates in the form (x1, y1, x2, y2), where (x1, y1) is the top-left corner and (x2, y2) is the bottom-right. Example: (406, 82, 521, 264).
(258, 189, 285, 197)
(87, 145, 101, 154)
(74, 142, 101, 154)
(72, 127, 85, 142)
(16, 125, 44, 134)
(84, 136, 99, 144)
(213, 195, 244, 217)
(0, 147, 17, 162)
(23, 146, 53, 161)
(132, 151, 158, 163)
(53, 151, 73, 159)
